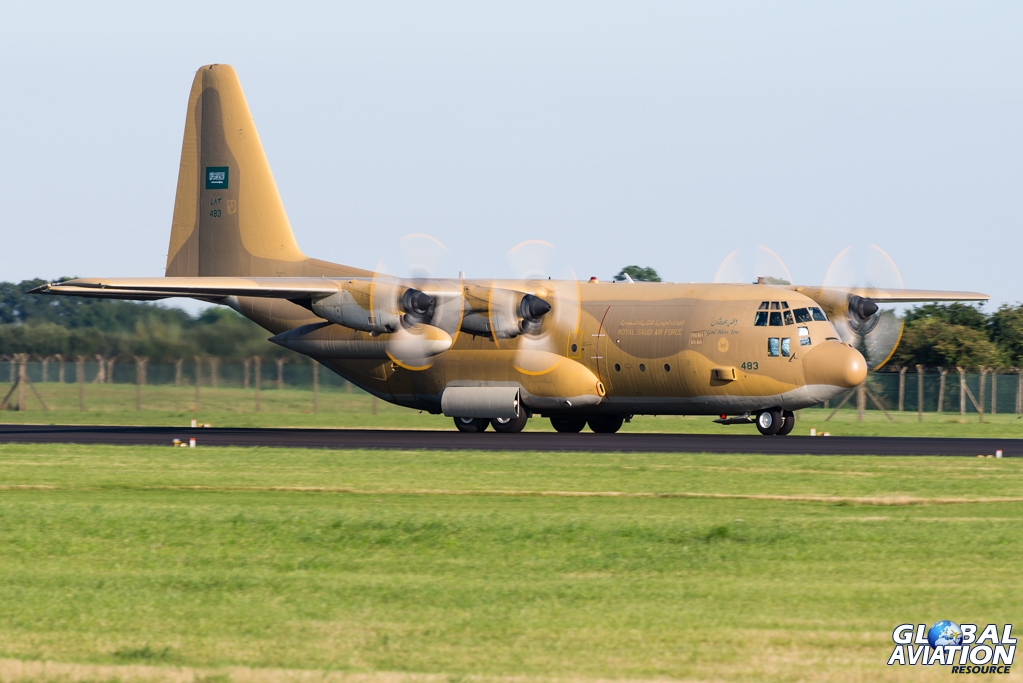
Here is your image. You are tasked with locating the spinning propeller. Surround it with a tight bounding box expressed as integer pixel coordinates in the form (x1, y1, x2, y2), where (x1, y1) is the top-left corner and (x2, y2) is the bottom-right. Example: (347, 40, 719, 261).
(504, 240, 581, 375)
(819, 244, 905, 371)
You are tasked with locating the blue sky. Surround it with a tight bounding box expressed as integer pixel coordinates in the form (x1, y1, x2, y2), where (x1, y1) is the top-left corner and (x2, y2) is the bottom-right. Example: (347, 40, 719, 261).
(1, 2, 1020, 310)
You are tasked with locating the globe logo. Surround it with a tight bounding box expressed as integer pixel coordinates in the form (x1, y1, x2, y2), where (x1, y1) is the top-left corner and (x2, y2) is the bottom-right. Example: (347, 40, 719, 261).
(928, 620, 963, 648)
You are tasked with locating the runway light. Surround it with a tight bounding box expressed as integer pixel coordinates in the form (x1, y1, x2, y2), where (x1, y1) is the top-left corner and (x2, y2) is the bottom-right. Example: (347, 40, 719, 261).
(189, 438, 196, 448)
(191, 419, 197, 428)
(720, 414, 727, 419)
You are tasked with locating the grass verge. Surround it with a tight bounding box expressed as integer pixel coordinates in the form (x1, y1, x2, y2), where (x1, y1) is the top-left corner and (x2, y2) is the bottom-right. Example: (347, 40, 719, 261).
(0, 445, 1019, 681)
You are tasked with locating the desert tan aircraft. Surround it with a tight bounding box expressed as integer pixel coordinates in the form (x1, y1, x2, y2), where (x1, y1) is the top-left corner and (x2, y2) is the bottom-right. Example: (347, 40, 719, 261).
(34, 64, 988, 435)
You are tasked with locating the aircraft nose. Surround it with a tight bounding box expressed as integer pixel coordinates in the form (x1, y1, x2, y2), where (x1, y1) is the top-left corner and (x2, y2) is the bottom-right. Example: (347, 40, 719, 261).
(802, 340, 867, 390)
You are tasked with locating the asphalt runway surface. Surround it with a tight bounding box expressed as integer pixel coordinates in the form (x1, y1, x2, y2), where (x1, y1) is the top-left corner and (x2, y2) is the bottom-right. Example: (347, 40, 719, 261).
(0, 424, 1017, 456)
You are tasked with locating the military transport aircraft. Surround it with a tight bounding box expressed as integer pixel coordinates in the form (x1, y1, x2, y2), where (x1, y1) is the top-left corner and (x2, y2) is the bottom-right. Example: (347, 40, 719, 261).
(33, 64, 988, 436)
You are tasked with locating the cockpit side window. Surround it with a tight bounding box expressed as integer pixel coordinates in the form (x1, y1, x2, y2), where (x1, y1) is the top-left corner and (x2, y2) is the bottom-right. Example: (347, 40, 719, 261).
(810, 307, 828, 321)
(754, 311, 768, 326)
(783, 310, 794, 325)
(793, 307, 812, 323)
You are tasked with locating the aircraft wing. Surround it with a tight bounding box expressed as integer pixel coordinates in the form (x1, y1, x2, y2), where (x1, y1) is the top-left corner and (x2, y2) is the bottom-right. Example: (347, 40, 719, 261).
(30, 277, 345, 301)
(793, 286, 989, 304)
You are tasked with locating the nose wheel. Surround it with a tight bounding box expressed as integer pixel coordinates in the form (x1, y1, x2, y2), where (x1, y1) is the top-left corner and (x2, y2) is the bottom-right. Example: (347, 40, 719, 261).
(777, 410, 795, 435)
(756, 408, 782, 435)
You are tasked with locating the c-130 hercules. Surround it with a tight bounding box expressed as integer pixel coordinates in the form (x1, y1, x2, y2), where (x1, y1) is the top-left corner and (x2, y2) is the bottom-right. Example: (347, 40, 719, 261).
(35, 64, 988, 436)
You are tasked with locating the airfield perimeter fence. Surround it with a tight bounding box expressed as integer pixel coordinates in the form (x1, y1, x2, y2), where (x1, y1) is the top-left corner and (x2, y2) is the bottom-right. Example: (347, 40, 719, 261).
(0, 356, 1018, 420)
(0, 356, 369, 414)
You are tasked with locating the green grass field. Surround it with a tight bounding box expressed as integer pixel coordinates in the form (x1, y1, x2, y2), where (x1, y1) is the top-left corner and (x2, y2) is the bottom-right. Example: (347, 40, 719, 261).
(0, 444, 1020, 682)
(3, 381, 1023, 438)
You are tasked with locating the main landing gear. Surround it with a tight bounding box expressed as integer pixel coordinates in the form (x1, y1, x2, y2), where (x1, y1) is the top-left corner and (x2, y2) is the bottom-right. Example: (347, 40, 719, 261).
(550, 416, 624, 434)
(453, 412, 530, 434)
(755, 408, 795, 436)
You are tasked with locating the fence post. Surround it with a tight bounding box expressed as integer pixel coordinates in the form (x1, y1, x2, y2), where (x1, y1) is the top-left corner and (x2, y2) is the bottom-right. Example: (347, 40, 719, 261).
(41, 356, 49, 383)
(856, 383, 866, 422)
(916, 365, 924, 422)
(55, 354, 65, 383)
(276, 358, 286, 390)
(106, 357, 116, 384)
(194, 356, 202, 412)
(94, 354, 105, 383)
(254, 356, 261, 412)
(312, 362, 319, 413)
(991, 369, 997, 415)
(898, 366, 907, 411)
(958, 367, 966, 415)
(134, 356, 147, 411)
(17, 354, 26, 411)
(243, 358, 251, 389)
(76, 355, 85, 411)
(1017, 368, 1022, 415)
(209, 357, 220, 388)
(175, 358, 183, 387)
(7, 356, 13, 384)
(978, 368, 986, 423)
(937, 367, 947, 413)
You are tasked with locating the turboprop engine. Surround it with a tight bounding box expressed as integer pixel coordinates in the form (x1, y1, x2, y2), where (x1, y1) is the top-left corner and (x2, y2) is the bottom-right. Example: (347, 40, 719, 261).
(460, 285, 551, 339)
(311, 281, 437, 334)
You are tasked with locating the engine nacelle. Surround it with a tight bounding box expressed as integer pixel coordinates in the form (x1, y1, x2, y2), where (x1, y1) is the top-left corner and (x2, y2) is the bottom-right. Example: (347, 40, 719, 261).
(312, 282, 436, 335)
(459, 288, 551, 339)
(312, 289, 400, 334)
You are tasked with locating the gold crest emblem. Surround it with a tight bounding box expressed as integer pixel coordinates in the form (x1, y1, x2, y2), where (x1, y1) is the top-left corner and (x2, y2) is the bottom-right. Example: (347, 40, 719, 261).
(226, 199, 237, 215)
(717, 336, 729, 353)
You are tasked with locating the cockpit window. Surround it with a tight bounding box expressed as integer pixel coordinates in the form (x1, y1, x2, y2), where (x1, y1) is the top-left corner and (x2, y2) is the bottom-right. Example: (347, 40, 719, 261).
(758, 301, 769, 310)
(793, 307, 812, 323)
(770, 302, 780, 310)
(754, 311, 768, 326)
(781, 302, 789, 309)
(810, 307, 828, 321)
(769, 312, 783, 326)
(783, 310, 794, 325)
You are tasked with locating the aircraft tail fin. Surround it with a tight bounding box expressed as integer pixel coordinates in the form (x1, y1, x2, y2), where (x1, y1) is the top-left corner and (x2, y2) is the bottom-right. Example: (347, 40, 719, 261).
(166, 64, 361, 278)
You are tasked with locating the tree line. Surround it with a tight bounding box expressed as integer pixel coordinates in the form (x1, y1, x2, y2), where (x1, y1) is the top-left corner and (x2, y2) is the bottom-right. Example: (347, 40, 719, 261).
(0, 278, 285, 362)
(3, 278, 1022, 369)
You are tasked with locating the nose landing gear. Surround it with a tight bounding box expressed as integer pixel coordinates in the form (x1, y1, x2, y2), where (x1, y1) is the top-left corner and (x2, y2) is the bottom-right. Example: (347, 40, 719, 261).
(755, 408, 795, 436)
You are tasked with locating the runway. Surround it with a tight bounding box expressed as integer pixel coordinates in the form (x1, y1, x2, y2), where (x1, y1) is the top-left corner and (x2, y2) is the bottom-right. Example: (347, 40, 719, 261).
(0, 424, 1017, 456)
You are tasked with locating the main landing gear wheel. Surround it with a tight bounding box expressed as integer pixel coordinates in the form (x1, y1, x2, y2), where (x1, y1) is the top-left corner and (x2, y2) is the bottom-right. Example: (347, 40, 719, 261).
(756, 408, 783, 436)
(454, 417, 489, 433)
(588, 416, 624, 434)
(492, 412, 529, 434)
(550, 417, 587, 433)
(776, 410, 796, 436)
